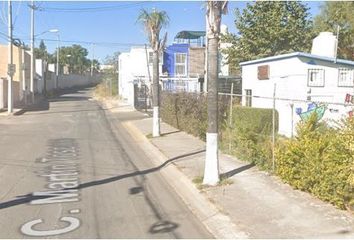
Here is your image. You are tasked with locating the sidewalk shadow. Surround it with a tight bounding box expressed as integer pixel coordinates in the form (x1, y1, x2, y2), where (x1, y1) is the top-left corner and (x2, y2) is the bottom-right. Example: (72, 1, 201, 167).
(220, 163, 255, 179)
(13, 87, 93, 116)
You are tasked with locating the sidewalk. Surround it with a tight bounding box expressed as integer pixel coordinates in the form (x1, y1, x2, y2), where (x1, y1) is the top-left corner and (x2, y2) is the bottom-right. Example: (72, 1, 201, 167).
(108, 99, 354, 239)
(0, 94, 45, 117)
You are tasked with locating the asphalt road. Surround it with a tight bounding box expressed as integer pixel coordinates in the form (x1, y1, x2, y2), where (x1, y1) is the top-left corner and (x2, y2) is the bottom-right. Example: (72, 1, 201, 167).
(0, 87, 212, 239)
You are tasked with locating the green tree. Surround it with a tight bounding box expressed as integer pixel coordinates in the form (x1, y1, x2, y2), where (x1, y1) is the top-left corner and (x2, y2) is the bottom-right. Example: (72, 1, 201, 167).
(314, 2, 354, 60)
(203, 1, 228, 186)
(223, 1, 313, 69)
(137, 8, 169, 137)
(54, 44, 92, 74)
(34, 40, 49, 60)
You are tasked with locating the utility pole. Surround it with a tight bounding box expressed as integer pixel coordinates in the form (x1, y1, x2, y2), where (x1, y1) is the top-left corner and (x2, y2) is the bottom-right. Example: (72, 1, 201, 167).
(30, 0, 36, 103)
(55, 33, 60, 89)
(7, 0, 13, 114)
(90, 43, 95, 77)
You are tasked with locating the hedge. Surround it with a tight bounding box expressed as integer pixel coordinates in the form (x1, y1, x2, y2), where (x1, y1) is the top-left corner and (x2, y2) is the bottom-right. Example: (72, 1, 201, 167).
(160, 92, 229, 140)
(160, 92, 277, 168)
(276, 115, 354, 210)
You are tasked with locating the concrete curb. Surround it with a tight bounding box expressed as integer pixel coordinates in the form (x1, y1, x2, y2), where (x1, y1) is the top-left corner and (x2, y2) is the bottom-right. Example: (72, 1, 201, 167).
(121, 121, 249, 239)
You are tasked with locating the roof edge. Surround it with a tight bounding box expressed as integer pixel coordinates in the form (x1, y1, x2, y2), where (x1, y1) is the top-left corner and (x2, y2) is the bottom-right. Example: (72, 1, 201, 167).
(239, 52, 354, 67)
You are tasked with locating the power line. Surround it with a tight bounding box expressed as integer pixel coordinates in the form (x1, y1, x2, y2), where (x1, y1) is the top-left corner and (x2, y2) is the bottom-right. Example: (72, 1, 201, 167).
(38, 1, 150, 13)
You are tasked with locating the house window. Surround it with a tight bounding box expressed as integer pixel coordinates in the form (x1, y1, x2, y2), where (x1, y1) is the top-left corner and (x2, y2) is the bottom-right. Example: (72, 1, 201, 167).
(245, 89, 252, 107)
(258, 65, 269, 80)
(338, 68, 354, 87)
(307, 69, 325, 87)
(175, 53, 187, 76)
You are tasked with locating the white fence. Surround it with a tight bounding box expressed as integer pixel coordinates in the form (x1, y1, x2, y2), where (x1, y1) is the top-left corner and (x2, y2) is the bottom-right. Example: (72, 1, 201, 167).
(161, 77, 201, 93)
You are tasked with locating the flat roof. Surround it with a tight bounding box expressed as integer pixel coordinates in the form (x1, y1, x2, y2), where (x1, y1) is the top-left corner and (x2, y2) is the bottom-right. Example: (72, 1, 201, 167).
(175, 31, 205, 40)
(239, 52, 354, 67)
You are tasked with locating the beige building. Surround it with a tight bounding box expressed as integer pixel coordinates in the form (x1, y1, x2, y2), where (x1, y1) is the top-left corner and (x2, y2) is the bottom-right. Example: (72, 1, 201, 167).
(0, 44, 31, 108)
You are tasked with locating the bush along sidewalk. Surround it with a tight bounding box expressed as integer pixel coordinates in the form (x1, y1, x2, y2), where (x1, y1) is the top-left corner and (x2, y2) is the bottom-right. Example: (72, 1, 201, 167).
(160, 92, 353, 211)
(276, 115, 354, 210)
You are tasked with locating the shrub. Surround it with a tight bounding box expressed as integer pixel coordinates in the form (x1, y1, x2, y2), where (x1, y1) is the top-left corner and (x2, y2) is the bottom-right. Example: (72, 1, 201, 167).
(276, 114, 354, 210)
(220, 106, 278, 168)
(160, 92, 228, 140)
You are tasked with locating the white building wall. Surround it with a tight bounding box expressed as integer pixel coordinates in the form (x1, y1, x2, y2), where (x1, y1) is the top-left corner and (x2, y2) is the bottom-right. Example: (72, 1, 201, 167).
(242, 57, 354, 137)
(118, 47, 163, 106)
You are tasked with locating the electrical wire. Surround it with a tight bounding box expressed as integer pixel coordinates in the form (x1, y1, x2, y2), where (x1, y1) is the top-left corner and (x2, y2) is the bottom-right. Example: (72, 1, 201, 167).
(39, 1, 150, 13)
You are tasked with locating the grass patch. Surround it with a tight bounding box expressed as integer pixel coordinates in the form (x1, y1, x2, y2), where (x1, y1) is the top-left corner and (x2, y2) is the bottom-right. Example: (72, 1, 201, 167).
(192, 175, 234, 190)
(146, 133, 153, 139)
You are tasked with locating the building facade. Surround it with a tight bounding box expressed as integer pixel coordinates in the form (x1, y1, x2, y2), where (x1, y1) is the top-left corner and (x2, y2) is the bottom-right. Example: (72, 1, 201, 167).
(240, 52, 354, 137)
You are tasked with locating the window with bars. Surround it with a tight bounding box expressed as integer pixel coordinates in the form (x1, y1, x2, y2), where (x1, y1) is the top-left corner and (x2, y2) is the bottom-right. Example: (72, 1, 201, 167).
(338, 68, 354, 87)
(175, 53, 187, 76)
(307, 69, 325, 87)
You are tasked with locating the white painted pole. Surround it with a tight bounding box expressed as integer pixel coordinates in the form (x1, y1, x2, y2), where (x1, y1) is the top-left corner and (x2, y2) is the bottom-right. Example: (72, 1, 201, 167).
(7, 0, 13, 114)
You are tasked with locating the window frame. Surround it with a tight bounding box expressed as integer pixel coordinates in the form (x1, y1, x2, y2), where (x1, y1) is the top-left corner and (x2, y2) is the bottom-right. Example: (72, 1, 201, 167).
(174, 52, 187, 76)
(245, 89, 252, 107)
(307, 68, 325, 87)
(338, 68, 354, 87)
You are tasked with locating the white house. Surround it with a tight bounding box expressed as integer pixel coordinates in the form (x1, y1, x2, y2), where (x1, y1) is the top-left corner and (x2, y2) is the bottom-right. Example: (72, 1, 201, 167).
(240, 32, 354, 137)
(118, 46, 163, 105)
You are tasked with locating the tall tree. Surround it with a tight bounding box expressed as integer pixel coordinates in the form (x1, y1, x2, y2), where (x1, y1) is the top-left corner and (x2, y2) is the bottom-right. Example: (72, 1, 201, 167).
(54, 44, 92, 74)
(314, 2, 354, 60)
(203, 1, 228, 186)
(137, 9, 169, 137)
(34, 40, 49, 60)
(222, 1, 313, 69)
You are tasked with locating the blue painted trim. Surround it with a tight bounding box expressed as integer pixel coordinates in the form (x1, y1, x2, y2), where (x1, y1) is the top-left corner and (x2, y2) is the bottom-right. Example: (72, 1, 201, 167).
(239, 52, 354, 67)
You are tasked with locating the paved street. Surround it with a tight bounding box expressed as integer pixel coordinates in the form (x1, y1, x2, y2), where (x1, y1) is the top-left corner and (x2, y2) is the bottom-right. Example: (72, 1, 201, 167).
(0, 87, 212, 238)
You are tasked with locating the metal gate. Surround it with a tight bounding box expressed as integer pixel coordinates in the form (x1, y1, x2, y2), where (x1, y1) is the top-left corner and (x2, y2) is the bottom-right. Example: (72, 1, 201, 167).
(134, 83, 150, 111)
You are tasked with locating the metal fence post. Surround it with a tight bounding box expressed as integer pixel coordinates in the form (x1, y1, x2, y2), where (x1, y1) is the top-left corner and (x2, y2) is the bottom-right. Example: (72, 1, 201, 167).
(228, 82, 234, 153)
(272, 83, 276, 172)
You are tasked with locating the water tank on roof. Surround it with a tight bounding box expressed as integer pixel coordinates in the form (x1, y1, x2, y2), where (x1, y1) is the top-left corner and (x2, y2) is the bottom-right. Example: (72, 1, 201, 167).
(311, 32, 337, 58)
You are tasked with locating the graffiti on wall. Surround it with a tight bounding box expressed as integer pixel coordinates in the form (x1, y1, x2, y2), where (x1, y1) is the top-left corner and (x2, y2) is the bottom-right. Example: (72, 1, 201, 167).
(296, 102, 327, 122)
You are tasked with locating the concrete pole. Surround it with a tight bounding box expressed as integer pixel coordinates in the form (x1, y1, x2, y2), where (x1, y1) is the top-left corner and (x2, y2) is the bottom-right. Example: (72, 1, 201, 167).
(21, 47, 27, 105)
(90, 44, 94, 77)
(7, 0, 13, 114)
(30, 0, 35, 103)
(55, 34, 59, 89)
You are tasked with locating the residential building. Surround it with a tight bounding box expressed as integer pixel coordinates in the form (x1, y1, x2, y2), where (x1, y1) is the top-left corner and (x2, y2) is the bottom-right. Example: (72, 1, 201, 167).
(118, 46, 163, 106)
(240, 32, 354, 137)
(0, 44, 31, 108)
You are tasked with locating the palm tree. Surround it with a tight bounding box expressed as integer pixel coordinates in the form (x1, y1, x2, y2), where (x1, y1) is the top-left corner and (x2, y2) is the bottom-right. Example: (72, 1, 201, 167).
(203, 1, 228, 186)
(137, 9, 169, 137)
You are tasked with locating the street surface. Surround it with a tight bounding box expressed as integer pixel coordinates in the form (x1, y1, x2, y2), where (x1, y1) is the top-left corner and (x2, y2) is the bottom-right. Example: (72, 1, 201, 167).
(0, 87, 212, 238)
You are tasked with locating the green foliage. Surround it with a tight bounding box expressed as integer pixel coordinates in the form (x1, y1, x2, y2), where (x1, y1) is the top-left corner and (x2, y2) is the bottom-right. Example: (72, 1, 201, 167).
(53, 44, 97, 74)
(34, 40, 49, 60)
(220, 106, 278, 168)
(276, 114, 354, 210)
(160, 92, 229, 141)
(313, 2, 354, 60)
(161, 92, 208, 140)
(137, 9, 169, 51)
(222, 1, 314, 69)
